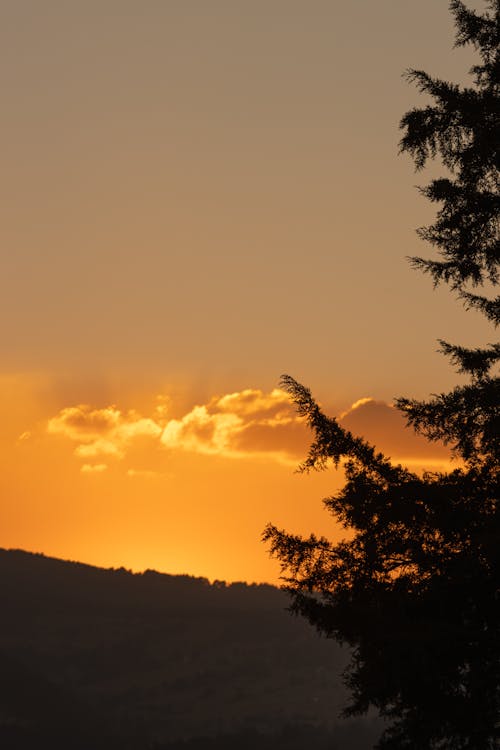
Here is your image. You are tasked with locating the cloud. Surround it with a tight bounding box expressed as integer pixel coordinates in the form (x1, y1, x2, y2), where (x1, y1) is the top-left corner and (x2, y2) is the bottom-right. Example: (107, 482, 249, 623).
(160, 388, 307, 464)
(81, 463, 108, 473)
(339, 398, 373, 420)
(126, 468, 163, 479)
(47, 405, 162, 459)
(46, 389, 306, 468)
(46, 389, 451, 473)
(339, 397, 451, 465)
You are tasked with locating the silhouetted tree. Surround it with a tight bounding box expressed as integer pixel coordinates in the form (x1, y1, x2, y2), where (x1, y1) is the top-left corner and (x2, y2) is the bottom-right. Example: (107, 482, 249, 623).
(264, 2, 499, 748)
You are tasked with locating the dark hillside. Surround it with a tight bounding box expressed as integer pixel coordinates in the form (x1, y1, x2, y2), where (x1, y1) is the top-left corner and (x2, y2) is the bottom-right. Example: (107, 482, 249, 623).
(0, 549, 381, 748)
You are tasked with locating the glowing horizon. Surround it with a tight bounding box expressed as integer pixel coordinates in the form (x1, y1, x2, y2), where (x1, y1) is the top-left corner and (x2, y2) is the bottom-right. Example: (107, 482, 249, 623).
(1, 374, 454, 583)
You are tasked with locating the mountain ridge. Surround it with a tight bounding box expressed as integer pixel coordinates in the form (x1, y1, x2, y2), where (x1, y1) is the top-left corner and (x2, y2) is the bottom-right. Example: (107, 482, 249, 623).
(0, 547, 381, 749)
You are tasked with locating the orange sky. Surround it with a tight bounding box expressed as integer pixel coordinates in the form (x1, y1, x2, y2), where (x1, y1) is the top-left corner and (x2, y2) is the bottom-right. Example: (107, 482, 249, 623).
(0, 1, 488, 582)
(1, 372, 454, 582)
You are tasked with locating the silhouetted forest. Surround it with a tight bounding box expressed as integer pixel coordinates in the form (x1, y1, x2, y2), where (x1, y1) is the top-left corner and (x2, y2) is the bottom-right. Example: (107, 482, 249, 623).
(0, 549, 381, 749)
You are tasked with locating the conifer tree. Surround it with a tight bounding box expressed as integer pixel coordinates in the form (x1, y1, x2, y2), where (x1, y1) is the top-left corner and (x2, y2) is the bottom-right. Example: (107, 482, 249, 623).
(264, 3, 499, 747)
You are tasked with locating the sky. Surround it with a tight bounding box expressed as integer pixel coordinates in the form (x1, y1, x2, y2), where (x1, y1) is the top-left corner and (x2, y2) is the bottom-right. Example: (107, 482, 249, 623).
(0, 0, 491, 582)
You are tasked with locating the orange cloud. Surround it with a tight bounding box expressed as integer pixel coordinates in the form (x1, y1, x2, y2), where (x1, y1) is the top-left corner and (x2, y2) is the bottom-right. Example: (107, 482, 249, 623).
(81, 463, 108, 473)
(46, 389, 306, 468)
(45, 389, 452, 473)
(160, 388, 306, 464)
(47, 405, 162, 459)
(126, 468, 163, 479)
(340, 397, 452, 468)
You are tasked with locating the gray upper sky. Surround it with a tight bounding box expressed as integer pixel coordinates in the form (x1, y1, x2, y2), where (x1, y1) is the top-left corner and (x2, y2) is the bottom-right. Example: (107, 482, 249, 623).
(1, 0, 491, 405)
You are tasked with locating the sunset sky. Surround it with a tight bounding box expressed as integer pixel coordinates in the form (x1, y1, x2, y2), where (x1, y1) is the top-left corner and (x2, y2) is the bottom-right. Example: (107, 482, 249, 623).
(1, 0, 491, 582)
